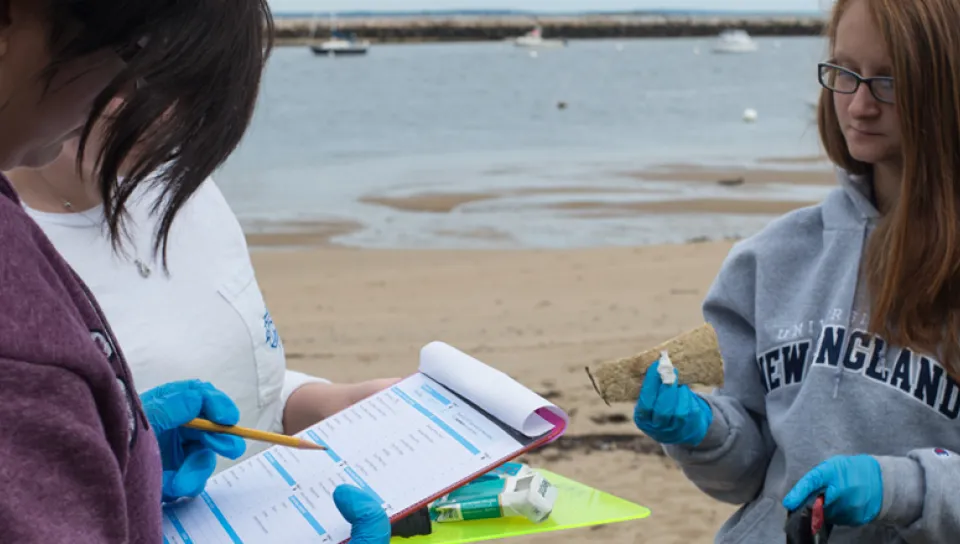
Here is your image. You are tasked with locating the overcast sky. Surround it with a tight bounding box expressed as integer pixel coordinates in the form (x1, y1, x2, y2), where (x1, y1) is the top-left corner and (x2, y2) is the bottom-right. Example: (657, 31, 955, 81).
(269, 0, 825, 13)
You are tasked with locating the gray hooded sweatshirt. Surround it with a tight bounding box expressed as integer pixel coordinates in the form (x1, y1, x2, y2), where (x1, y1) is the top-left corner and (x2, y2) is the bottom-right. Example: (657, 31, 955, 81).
(664, 168, 960, 543)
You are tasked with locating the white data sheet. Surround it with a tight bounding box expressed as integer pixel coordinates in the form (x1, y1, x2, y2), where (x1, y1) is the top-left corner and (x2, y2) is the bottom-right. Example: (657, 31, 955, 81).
(162, 373, 537, 544)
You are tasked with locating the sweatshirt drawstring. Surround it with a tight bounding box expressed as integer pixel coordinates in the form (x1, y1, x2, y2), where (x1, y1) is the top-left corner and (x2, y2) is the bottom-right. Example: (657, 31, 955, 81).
(834, 223, 872, 399)
(832, 367, 842, 399)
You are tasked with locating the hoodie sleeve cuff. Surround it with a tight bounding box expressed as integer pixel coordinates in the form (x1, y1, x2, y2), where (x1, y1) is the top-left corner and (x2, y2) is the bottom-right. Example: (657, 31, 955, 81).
(876, 455, 924, 527)
(691, 395, 731, 450)
(663, 396, 731, 458)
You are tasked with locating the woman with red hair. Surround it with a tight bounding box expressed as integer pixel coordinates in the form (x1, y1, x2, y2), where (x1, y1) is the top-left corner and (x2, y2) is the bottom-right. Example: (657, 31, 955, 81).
(634, 0, 960, 540)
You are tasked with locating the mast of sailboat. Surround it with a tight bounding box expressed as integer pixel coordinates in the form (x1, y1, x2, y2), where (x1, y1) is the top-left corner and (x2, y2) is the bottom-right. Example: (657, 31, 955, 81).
(308, 9, 320, 42)
(308, 10, 338, 41)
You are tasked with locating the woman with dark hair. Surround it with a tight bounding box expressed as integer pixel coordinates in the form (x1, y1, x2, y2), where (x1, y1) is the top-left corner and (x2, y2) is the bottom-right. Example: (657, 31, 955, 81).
(633, 0, 960, 541)
(8, 131, 401, 470)
(0, 0, 387, 542)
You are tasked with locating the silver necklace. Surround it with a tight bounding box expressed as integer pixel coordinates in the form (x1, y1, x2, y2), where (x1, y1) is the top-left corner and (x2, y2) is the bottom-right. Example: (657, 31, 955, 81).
(33, 169, 153, 280)
(60, 198, 153, 279)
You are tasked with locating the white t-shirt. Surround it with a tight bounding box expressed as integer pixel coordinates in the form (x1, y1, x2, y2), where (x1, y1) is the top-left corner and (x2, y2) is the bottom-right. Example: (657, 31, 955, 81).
(25, 177, 326, 467)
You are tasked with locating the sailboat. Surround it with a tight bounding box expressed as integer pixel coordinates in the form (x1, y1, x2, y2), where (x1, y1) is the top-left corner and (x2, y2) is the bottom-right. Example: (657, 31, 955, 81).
(309, 12, 370, 57)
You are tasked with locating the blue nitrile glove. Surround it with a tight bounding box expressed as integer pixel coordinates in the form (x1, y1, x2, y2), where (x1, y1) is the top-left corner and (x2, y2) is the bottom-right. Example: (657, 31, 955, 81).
(333, 485, 391, 543)
(140, 380, 247, 503)
(783, 455, 883, 527)
(633, 360, 713, 446)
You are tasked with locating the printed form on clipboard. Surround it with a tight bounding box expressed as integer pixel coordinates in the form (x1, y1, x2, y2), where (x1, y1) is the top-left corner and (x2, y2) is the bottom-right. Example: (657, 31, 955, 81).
(162, 341, 569, 544)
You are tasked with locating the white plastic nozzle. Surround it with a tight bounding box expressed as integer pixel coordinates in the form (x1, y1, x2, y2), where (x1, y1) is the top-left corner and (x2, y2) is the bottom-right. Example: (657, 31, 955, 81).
(658, 350, 677, 385)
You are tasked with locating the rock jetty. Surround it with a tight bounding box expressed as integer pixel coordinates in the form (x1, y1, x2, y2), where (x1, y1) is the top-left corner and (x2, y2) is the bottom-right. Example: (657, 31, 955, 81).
(276, 14, 827, 45)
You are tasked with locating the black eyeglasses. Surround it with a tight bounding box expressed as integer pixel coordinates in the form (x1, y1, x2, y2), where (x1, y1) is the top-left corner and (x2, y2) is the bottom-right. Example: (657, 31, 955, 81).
(818, 62, 895, 104)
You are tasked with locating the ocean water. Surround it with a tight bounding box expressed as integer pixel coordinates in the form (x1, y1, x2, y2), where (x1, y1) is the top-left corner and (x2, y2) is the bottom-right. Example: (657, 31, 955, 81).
(215, 35, 837, 249)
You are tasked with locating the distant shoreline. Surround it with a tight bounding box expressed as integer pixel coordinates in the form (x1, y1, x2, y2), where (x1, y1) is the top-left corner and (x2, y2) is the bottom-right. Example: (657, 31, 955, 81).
(274, 14, 826, 46)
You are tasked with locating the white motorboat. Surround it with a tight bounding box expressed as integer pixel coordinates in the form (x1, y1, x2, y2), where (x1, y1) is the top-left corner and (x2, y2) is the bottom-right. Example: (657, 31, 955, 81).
(311, 30, 370, 56)
(711, 29, 759, 54)
(309, 13, 370, 57)
(512, 26, 567, 49)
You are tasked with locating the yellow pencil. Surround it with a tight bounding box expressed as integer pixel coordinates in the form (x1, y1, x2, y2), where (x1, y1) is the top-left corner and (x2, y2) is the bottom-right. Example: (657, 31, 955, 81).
(184, 418, 327, 451)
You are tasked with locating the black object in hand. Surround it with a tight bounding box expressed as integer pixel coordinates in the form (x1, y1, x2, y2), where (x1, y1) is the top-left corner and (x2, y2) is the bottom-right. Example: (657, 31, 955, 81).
(391, 506, 432, 538)
(785, 495, 833, 544)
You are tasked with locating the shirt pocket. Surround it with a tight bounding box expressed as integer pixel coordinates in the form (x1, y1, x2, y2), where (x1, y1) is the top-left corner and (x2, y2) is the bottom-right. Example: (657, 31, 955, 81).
(217, 264, 285, 409)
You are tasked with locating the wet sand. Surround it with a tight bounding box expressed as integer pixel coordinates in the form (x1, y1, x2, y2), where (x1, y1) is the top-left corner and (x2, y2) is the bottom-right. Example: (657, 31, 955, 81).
(620, 162, 835, 187)
(548, 198, 819, 216)
(247, 161, 835, 249)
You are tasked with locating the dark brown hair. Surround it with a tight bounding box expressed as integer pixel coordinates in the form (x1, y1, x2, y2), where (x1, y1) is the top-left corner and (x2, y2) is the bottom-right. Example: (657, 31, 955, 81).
(819, 0, 960, 377)
(33, 0, 273, 264)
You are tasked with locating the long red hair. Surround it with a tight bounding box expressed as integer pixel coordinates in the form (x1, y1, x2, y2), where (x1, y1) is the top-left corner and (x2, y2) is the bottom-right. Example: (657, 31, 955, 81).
(819, 0, 960, 378)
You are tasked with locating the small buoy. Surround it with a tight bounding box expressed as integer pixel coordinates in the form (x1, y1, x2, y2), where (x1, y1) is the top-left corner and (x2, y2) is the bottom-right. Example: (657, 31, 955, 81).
(557, 101, 567, 110)
(529, 51, 538, 58)
(743, 108, 758, 123)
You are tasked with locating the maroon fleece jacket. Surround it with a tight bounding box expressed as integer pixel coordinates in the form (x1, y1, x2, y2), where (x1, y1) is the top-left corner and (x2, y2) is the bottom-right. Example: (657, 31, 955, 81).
(0, 173, 162, 542)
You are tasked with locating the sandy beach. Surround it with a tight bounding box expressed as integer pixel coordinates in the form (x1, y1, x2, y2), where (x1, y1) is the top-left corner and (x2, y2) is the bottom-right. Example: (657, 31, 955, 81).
(251, 242, 739, 542)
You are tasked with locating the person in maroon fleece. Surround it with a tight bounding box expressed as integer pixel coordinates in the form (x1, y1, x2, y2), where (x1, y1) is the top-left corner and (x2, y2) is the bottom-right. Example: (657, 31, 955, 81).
(0, 1, 388, 543)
